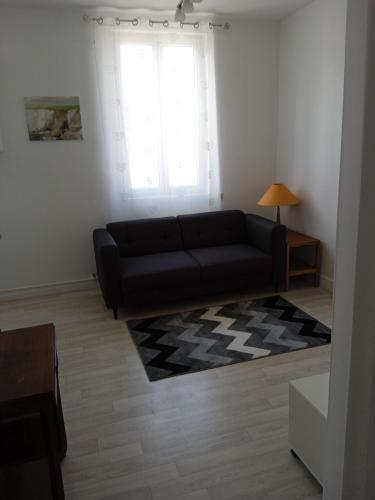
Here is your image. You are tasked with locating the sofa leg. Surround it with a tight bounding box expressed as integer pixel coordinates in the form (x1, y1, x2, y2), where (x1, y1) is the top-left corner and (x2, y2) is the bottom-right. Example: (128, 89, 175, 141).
(113, 307, 118, 320)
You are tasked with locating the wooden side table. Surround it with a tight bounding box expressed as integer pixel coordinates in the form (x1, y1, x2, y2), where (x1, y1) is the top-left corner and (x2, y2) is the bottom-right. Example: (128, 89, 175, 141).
(0, 324, 67, 500)
(285, 229, 321, 291)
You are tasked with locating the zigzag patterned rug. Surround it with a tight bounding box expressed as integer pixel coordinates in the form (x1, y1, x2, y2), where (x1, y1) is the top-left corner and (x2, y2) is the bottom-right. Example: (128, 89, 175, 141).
(127, 295, 331, 381)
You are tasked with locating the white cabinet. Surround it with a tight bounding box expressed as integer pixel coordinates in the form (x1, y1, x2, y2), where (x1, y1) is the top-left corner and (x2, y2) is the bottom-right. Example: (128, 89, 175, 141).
(289, 372, 329, 485)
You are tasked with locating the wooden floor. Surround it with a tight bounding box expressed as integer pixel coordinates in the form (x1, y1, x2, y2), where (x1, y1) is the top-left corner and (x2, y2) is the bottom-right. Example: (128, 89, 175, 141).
(0, 284, 332, 500)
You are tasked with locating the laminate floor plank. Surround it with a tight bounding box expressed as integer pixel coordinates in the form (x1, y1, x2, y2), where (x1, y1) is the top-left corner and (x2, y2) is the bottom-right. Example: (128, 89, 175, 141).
(0, 284, 331, 500)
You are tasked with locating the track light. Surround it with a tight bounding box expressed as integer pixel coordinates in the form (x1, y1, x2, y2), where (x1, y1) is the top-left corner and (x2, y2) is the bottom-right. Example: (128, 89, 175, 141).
(175, 6, 186, 22)
(181, 0, 194, 14)
(175, 0, 201, 23)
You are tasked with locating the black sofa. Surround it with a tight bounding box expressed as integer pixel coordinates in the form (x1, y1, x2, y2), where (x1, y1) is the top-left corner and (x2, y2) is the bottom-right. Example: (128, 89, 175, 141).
(93, 210, 286, 319)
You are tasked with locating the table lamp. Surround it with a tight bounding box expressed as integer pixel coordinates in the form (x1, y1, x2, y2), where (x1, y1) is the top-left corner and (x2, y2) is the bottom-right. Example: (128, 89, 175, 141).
(258, 183, 300, 224)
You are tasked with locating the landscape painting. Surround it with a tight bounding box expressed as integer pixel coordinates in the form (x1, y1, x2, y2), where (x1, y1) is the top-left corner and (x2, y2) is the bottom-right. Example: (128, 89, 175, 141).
(25, 96, 83, 141)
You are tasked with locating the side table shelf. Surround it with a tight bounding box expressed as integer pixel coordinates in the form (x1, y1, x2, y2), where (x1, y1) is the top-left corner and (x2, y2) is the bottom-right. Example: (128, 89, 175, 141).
(286, 230, 321, 291)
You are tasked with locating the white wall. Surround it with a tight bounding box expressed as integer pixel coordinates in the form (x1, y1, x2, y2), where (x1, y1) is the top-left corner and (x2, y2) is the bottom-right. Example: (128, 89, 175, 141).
(325, 0, 375, 498)
(276, 0, 347, 289)
(214, 19, 280, 215)
(0, 8, 280, 292)
(0, 8, 111, 292)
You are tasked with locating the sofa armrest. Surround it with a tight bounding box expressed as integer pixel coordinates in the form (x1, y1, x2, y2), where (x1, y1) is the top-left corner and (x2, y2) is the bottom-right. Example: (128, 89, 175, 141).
(93, 229, 122, 312)
(246, 214, 286, 287)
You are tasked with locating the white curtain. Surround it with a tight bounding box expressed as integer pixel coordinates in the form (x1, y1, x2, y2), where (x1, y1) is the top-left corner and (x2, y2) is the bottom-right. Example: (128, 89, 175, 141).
(93, 18, 221, 221)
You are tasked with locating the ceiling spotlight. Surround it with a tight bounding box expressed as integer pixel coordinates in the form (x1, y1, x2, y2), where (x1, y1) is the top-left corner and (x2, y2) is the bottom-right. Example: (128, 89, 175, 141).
(181, 0, 194, 14)
(175, 6, 186, 23)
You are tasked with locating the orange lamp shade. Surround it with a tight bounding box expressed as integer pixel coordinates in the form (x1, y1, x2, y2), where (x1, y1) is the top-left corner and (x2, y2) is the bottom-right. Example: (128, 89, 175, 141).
(258, 184, 300, 207)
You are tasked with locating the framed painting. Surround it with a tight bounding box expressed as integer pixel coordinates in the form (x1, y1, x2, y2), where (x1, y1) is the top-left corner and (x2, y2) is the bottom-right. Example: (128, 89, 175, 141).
(24, 96, 83, 141)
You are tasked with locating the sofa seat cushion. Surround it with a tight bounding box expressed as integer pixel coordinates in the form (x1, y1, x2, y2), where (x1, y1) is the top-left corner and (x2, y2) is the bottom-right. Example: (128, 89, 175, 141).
(188, 244, 272, 282)
(121, 251, 200, 292)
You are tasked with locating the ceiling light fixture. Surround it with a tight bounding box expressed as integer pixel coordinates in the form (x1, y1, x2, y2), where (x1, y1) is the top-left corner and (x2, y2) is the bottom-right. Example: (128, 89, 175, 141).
(181, 0, 194, 14)
(175, 5, 186, 22)
(176, 0, 202, 22)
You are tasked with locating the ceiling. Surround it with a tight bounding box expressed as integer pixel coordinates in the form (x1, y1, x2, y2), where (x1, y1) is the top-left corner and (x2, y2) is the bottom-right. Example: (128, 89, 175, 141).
(0, 0, 314, 19)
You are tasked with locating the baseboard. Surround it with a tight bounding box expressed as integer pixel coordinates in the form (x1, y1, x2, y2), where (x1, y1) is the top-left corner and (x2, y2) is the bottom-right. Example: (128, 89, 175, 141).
(0, 274, 333, 300)
(320, 274, 334, 292)
(0, 277, 96, 301)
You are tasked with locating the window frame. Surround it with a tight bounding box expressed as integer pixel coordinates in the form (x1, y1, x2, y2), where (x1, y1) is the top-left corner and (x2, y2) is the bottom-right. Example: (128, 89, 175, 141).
(114, 30, 210, 199)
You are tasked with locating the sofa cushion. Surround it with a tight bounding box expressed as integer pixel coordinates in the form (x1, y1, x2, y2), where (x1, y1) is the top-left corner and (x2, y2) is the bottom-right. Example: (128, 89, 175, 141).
(107, 217, 183, 258)
(121, 251, 200, 292)
(188, 244, 272, 282)
(178, 210, 246, 250)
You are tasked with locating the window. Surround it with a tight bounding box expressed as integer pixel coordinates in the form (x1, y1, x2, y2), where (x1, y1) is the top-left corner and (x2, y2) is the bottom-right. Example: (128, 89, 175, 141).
(94, 26, 220, 219)
(118, 34, 207, 196)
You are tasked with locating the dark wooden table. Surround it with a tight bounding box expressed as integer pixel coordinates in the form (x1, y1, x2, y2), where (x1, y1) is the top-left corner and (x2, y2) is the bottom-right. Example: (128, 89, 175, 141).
(0, 324, 67, 500)
(286, 229, 321, 291)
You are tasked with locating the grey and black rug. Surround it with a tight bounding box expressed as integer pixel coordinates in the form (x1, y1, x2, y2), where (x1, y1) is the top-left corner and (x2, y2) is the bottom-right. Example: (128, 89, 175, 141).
(127, 295, 331, 382)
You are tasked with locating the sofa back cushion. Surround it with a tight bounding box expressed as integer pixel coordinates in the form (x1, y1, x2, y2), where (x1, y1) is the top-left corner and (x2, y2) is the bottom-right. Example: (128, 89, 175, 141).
(107, 217, 183, 258)
(178, 210, 246, 250)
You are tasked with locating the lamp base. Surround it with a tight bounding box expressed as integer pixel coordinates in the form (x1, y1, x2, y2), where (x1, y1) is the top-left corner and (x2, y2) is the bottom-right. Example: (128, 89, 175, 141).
(276, 206, 280, 224)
